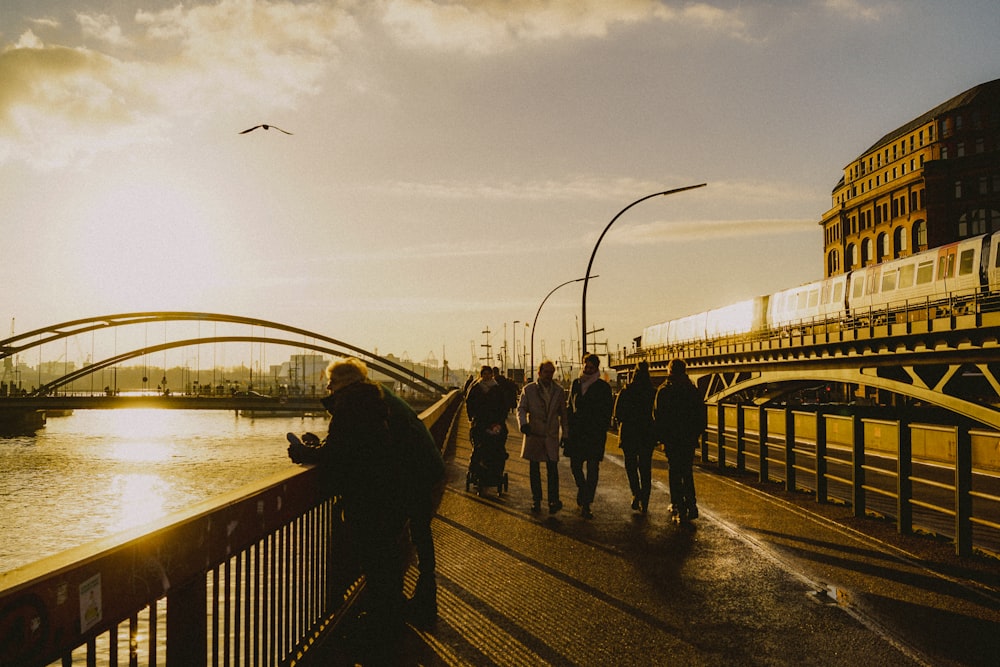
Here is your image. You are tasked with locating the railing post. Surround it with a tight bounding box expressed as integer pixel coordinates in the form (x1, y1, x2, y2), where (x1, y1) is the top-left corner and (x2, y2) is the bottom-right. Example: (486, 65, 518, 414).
(815, 411, 827, 503)
(717, 403, 727, 469)
(167, 574, 207, 666)
(735, 405, 746, 472)
(853, 415, 866, 518)
(956, 424, 973, 556)
(897, 417, 912, 535)
(758, 405, 769, 483)
(785, 409, 796, 492)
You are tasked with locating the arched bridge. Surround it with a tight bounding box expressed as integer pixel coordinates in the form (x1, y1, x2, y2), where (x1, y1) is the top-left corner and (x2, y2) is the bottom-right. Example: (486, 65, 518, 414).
(615, 310, 1000, 430)
(0, 311, 446, 397)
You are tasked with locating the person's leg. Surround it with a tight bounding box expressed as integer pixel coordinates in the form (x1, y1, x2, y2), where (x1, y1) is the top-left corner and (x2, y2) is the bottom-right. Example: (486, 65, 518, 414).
(622, 445, 641, 506)
(529, 460, 543, 511)
(638, 447, 653, 511)
(585, 459, 600, 506)
(570, 456, 585, 506)
(545, 459, 561, 504)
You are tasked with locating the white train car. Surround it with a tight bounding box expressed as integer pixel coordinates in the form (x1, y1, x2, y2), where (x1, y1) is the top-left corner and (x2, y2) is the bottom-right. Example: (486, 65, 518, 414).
(767, 274, 849, 331)
(703, 297, 768, 339)
(848, 234, 991, 321)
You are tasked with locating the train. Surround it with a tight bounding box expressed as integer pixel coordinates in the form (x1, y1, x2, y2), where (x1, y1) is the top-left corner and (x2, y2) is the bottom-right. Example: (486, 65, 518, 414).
(639, 231, 1000, 349)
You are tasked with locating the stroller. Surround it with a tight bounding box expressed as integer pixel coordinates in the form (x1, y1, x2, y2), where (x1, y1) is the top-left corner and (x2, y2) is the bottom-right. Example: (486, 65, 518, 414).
(466, 421, 509, 497)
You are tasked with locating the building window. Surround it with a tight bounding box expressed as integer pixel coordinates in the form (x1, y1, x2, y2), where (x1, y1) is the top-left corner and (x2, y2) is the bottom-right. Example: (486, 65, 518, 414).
(980, 176, 988, 195)
(894, 226, 907, 258)
(914, 220, 927, 249)
(878, 232, 890, 259)
(847, 243, 856, 269)
(861, 238, 873, 266)
(828, 250, 840, 275)
(955, 180, 963, 199)
(957, 142, 965, 157)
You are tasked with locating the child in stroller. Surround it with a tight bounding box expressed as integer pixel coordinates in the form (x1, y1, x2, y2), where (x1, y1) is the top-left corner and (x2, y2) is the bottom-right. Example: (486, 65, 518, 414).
(465, 366, 512, 496)
(467, 421, 509, 496)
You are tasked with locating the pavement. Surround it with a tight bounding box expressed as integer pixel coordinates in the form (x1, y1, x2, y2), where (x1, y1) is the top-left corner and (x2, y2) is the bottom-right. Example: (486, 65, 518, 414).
(305, 413, 1000, 666)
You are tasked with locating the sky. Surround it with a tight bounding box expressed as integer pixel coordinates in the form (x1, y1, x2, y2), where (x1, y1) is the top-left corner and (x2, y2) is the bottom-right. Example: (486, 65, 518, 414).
(2, 0, 999, 374)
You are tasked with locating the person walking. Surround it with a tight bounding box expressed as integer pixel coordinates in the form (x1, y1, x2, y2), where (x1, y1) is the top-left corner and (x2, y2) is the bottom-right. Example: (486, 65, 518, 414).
(613, 360, 657, 513)
(465, 365, 511, 483)
(653, 358, 707, 524)
(517, 360, 568, 514)
(565, 353, 614, 519)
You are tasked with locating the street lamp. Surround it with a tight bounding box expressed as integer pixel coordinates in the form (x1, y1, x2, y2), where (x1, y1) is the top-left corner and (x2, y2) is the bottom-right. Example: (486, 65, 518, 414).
(581, 183, 707, 356)
(512, 320, 520, 370)
(530, 276, 598, 382)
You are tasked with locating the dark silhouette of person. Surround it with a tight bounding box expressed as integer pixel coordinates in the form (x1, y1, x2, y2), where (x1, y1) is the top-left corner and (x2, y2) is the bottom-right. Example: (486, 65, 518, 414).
(465, 365, 510, 478)
(653, 358, 707, 524)
(614, 361, 657, 513)
(287, 357, 443, 661)
(565, 353, 614, 519)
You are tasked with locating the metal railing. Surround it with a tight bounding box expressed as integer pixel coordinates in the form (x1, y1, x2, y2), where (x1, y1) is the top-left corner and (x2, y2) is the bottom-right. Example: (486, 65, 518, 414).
(0, 389, 463, 667)
(703, 401, 1000, 558)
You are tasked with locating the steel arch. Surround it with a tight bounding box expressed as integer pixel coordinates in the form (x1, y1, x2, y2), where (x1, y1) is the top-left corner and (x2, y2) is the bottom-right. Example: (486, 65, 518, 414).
(701, 365, 1000, 430)
(2, 311, 446, 395)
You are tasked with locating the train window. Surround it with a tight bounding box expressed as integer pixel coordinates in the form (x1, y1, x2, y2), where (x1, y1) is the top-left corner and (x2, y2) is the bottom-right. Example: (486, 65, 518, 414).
(808, 290, 819, 308)
(959, 249, 975, 275)
(916, 261, 934, 284)
(881, 271, 897, 292)
(833, 282, 843, 302)
(937, 254, 955, 280)
(865, 272, 878, 295)
(898, 264, 915, 288)
(821, 284, 831, 304)
(796, 291, 808, 310)
(853, 278, 865, 299)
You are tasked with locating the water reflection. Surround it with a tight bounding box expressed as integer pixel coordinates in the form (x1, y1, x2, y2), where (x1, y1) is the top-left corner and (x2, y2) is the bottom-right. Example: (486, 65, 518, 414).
(1, 410, 329, 573)
(109, 473, 169, 532)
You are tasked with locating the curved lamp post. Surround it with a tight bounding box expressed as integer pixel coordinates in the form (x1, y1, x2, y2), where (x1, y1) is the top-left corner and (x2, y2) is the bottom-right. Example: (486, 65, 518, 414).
(581, 183, 707, 356)
(530, 275, 598, 382)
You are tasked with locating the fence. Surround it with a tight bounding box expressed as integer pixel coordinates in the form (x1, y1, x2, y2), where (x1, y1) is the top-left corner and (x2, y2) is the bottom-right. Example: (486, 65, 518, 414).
(0, 389, 463, 667)
(704, 401, 1000, 558)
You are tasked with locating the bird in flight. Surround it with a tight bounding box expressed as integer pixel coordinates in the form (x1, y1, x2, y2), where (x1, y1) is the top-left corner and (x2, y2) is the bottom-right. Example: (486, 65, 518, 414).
(239, 124, 293, 135)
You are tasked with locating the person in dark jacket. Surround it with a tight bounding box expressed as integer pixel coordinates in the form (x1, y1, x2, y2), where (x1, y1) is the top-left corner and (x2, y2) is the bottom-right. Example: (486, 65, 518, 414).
(465, 365, 510, 478)
(653, 358, 707, 524)
(565, 353, 614, 519)
(613, 361, 657, 513)
(287, 357, 444, 657)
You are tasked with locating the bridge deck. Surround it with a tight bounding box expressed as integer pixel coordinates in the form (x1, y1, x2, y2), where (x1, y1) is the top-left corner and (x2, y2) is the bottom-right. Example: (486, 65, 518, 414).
(305, 413, 1000, 666)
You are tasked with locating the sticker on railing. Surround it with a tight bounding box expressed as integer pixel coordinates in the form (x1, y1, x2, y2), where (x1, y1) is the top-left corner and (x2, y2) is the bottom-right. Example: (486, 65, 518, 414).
(80, 573, 102, 633)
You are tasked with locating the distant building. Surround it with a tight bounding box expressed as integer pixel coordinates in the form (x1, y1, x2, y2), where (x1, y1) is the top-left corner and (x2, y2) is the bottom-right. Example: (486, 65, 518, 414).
(821, 79, 1000, 276)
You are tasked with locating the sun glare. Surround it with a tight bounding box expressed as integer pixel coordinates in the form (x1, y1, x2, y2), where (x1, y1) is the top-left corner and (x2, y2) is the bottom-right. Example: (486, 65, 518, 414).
(109, 473, 169, 533)
(67, 173, 238, 311)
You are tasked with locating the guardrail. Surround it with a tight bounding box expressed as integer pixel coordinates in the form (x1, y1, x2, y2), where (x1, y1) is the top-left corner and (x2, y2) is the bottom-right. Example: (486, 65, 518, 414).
(704, 402, 1000, 558)
(0, 389, 463, 667)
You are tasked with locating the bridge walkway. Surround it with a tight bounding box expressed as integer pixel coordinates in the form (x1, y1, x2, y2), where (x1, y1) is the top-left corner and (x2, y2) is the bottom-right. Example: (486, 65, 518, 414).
(306, 412, 1000, 666)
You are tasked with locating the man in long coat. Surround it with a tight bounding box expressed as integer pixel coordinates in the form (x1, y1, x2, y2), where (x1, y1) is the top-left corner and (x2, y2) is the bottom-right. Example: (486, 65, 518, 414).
(565, 353, 614, 519)
(517, 360, 568, 514)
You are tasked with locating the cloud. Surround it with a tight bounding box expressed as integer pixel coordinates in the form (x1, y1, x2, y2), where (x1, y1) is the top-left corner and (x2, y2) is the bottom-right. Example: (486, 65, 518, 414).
(608, 217, 817, 245)
(822, 0, 898, 22)
(77, 13, 132, 47)
(380, 0, 749, 55)
(0, 0, 355, 169)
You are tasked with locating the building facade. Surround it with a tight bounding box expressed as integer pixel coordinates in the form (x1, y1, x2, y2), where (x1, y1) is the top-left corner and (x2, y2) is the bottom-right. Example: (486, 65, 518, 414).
(821, 79, 1000, 277)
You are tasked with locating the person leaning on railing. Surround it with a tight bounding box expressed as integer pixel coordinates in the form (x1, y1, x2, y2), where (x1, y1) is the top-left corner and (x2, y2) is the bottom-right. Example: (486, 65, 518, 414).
(287, 357, 444, 660)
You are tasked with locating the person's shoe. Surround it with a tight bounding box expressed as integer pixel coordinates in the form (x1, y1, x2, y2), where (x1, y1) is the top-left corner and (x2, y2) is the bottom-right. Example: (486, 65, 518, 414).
(576, 489, 584, 507)
(581, 504, 594, 519)
(531, 500, 541, 513)
(640, 501, 648, 515)
(631, 497, 640, 511)
(688, 506, 699, 520)
(548, 500, 563, 514)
